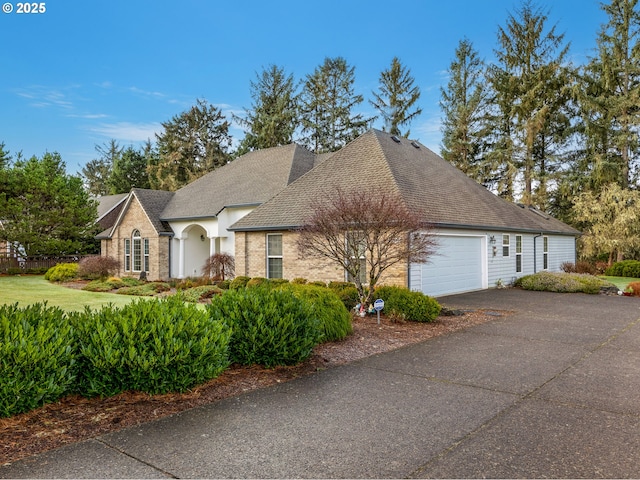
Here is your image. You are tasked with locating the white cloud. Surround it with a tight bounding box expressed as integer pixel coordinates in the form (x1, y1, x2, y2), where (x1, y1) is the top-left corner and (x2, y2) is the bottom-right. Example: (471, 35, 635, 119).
(414, 116, 443, 153)
(87, 122, 162, 142)
(14, 85, 75, 109)
(67, 113, 109, 119)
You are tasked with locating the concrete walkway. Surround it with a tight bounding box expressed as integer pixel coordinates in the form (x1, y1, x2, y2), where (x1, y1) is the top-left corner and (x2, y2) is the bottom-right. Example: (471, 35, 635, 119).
(2, 289, 640, 478)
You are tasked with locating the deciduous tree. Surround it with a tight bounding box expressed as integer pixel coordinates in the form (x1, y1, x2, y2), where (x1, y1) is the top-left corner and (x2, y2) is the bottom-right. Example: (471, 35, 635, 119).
(297, 188, 437, 305)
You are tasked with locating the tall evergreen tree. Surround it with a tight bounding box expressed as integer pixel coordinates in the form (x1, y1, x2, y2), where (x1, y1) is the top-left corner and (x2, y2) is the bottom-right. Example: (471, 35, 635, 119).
(299, 57, 373, 153)
(581, 0, 640, 189)
(492, 1, 573, 208)
(0, 152, 98, 256)
(108, 146, 150, 194)
(149, 99, 232, 191)
(370, 57, 422, 137)
(235, 65, 298, 154)
(81, 139, 122, 196)
(440, 40, 493, 188)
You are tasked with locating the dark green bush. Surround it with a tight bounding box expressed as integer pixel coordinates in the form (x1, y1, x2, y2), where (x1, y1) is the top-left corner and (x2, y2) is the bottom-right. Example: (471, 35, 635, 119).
(206, 287, 321, 367)
(182, 285, 223, 303)
(216, 279, 231, 289)
(327, 281, 360, 310)
(375, 286, 441, 322)
(6, 267, 23, 275)
(516, 271, 611, 294)
(0, 303, 77, 417)
(229, 276, 251, 289)
(605, 260, 640, 278)
(281, 284, 352, 342)
(246, 277, 269, 288)
(71, 296, 231, 397)
(44, 263, 79, 282)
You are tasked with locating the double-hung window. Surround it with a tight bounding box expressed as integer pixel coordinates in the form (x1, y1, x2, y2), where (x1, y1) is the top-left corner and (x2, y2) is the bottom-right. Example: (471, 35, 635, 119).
(346, 231, 367, 285)
(543, 236, 549, 270)
(267, 234, 283, 279)
(124, 238, 131, 271)
(515, 235, 523, 273)
(502, 234, 510, 257)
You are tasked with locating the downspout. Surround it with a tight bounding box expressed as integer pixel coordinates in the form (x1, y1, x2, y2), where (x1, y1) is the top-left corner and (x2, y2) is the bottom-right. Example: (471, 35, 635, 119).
(533, 233, 543, 273)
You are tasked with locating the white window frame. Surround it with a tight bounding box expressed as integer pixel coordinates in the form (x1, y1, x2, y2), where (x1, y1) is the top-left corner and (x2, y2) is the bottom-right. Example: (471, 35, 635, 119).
(346, 230, 367, 285)
(543, 236, 549, 270)
(124, 238, 131, 272)
(502, 234, 510, 257)
(132, 229, 142, 272)
(266, 233, 283, 279)
(144, 238, 150, 273)
(515, 235, 523, 273)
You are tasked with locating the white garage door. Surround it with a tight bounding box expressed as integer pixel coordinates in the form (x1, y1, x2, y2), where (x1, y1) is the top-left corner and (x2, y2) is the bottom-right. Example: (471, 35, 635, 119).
(412, 235, 484, 297)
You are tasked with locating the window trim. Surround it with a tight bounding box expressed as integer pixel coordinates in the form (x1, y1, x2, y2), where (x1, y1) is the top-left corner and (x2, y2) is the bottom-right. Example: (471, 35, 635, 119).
(346, 230, 367, 285)
(266, 233, 283, 279)
(515, 235, 523, 273)
(144, 238, 150, 273)
(124, 238, 131, 272)
(502, 234, 510, 257)
(543, 236, 549, 270)
(132, 229, 142, 272)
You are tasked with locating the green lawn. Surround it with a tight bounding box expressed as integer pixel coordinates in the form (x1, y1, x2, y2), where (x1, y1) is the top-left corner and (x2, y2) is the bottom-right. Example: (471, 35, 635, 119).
(0, 275, 137, 312)
(600, 276, 640, 291)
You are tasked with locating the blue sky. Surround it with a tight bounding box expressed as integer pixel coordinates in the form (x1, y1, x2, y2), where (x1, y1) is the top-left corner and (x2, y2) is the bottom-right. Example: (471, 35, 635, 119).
(1, 0, 607, 174)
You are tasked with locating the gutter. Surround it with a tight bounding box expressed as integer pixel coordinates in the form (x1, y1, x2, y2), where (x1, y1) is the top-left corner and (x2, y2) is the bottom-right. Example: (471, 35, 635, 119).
(533, 233, 543, 273)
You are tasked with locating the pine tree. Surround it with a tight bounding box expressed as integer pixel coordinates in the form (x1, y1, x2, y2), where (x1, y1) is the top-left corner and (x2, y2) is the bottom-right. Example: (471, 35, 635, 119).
(108, 146, 150, 194)
(370, 57, 422, 137)
(235, 65, 298, 154)
(491, 1, 573, 208)
(149, 99, 232, 191)
(440, 39, 493, 188)
(299, 57, 373, 153)
(81, 139, 122, 196)
(582, 0, 640, 189)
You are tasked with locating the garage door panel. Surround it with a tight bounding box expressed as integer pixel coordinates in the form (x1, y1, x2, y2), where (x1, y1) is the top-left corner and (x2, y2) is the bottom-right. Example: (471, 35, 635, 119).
(414, 236, 484, 297)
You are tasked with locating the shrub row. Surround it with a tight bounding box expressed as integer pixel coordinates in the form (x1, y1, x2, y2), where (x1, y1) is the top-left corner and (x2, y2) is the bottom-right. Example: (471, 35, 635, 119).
(516, 272, 613, 294)
(605, 260, 640, 278)
(0, 297, 232, 417)
(1, 285, 353, 417)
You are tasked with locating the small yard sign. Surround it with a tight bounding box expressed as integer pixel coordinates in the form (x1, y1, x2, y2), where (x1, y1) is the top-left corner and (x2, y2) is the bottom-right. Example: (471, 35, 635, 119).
(374, 298, 384, 324)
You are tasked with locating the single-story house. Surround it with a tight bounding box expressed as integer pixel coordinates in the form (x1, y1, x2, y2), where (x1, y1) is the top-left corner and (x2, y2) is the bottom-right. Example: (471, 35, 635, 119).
(97, 143, 318, 280)
(98, 129, 579, 297)
(229, 130, 579, 296)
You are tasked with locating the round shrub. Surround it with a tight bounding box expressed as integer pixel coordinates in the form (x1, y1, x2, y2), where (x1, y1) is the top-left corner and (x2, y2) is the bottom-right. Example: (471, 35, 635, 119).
(327, 281, 360, 310)
(78, 256, 120, 280)
(0, 303, 77, 417)
(375, 286, 441, 322)
(281, 284, 352, 342)
(206, 287, 321, 367)
(605, 260, 640, 278)
(71, 296, 231, 397)
(44, 263, 79, 282)
(516, 271, 611, 294)
(229, 276, 250, 289)
(246, 277, 269, 288)
(182, 285, 223, 303)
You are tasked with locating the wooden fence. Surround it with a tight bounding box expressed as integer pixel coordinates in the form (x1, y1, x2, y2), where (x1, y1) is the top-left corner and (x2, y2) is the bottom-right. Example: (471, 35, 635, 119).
(0, 255, 96, 274)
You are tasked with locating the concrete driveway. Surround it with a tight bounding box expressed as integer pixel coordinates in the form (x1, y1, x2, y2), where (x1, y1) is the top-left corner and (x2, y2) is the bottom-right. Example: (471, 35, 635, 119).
(2, 289, 640, 478)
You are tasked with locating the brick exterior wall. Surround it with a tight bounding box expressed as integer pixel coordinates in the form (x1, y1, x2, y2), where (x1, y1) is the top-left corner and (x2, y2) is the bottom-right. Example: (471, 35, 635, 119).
(235, 230, 408, 287)
(101, 198, 170, 280)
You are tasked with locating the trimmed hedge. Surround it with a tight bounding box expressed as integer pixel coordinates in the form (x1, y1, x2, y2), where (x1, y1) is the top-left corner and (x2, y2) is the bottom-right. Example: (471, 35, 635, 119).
(281, 284, 352, 342)
(0, 303, 77, 417)
(327, 281, 360, 310)
(71, 296, 231, 397)
(374, 286, 441, 322)
(605, 260, 640, 278)
(44, 263, 79, 282)
(516, 271, 612, 294)
(207, 287, 321, 367)
(181, 285, 223, 303)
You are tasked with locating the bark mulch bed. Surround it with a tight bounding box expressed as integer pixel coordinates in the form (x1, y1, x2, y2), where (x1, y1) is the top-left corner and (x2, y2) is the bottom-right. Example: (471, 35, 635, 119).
(0, 309, 504, 466)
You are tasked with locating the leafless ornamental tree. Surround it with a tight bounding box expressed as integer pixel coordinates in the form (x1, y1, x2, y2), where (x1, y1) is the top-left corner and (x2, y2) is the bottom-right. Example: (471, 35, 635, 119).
(297, 188, 437, 306)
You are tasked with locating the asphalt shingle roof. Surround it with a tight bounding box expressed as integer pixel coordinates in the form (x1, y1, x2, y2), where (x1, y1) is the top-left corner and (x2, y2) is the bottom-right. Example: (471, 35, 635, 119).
(230, 129, 579, 236)
(161, 144, 315, 220)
